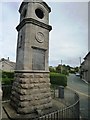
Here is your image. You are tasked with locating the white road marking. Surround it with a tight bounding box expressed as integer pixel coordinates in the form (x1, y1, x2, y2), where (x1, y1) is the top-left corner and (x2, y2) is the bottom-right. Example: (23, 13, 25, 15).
(67, 86, 90, 98)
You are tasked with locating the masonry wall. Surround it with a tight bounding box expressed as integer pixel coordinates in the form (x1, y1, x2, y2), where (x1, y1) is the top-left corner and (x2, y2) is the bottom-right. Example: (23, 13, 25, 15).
(10, 72, 52, 114)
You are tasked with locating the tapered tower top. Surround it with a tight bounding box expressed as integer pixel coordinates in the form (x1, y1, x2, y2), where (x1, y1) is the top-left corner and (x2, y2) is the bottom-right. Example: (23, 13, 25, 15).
(18, 0, 51, 26)
(19, 0, 51, 13)
(23, 0, 43, 2)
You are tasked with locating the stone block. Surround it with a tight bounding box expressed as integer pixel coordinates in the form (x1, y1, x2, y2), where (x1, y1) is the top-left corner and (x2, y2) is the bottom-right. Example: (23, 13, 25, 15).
(19, 89, 27, 95)
(18, 101, 29, 108)
(32, 78, 39, 83)
(19, 78, 29, 84)
(43, 102, 52, 109)
(17, 106, 34, 114)
(10, 95, 19, 103)
(28, 84, 34, 89)
(34, 74, 44, 78)
(43, 74, 49, 78)
(20, 84, 29, 89)
(40, 88, 51, 93)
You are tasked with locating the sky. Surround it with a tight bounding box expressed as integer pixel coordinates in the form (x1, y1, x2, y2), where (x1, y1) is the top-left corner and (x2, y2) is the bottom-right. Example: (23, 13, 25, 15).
(0, 0, 89, 67)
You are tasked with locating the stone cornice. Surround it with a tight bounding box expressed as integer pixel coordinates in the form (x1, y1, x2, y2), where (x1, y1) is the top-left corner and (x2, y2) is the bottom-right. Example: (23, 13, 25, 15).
(16, 18, 52, 31)
(15, 70, 49, 73)
(32, 46, 47, 51)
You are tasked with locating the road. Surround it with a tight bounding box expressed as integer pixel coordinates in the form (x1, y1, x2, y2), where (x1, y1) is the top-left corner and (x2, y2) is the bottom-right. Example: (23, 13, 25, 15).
(67, 74, 90, 119)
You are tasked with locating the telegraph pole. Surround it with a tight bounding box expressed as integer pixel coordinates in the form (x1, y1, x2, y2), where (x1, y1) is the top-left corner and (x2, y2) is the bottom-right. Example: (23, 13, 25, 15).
(79, 57, 81, 73)
(61, 60, 62, 65)
(79, 57, 81, 66)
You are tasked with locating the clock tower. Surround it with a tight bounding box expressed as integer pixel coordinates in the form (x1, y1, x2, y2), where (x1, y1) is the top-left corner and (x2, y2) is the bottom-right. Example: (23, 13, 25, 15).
(10, 0, 52, 115)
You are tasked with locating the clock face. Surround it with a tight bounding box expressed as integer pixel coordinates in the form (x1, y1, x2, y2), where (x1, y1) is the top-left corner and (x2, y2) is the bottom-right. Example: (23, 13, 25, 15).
(35, 32, 45, 43)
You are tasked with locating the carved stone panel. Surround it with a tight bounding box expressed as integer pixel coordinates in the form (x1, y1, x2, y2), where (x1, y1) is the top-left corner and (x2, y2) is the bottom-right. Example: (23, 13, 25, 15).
(35, 32, 45, 43)
(32, 48, 45, 70)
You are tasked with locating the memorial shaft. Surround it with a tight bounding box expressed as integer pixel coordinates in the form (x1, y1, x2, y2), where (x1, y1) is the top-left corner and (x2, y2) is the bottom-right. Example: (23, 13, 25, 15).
(10, 0, 52, 114)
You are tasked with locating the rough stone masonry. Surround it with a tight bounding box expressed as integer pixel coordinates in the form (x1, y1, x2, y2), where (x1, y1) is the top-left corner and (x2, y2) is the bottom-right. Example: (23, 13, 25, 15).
(10, 0, 52, 114)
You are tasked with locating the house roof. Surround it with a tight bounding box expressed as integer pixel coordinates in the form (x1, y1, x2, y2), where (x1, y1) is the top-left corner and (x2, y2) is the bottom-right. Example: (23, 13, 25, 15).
(81, 61, 85, 65)
(84, 51, 90, 60)
(0, 58, 16, 68)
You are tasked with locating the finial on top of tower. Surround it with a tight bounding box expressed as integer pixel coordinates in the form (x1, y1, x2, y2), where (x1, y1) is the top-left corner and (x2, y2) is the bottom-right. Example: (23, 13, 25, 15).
(19, 0, 51, 13)
(23, 0, 43, 2)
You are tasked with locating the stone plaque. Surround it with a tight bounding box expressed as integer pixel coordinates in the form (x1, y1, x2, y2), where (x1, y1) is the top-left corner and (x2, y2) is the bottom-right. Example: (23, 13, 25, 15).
(32, 48, 45, 70)
(35, 32, 44, 43)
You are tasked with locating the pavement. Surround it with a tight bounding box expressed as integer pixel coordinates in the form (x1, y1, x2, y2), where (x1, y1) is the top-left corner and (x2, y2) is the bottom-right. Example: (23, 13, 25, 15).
(67, 74, 89, 119)
(2, 104, 9, 119)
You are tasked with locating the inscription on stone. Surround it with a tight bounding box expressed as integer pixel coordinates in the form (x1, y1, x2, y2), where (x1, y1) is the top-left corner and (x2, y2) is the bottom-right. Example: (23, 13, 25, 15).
(32, 48, 45, 70)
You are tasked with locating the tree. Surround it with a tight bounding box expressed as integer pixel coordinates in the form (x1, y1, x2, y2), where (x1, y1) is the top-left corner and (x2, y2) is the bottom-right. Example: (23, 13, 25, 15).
(66, 65, 71, 71)
(49, 66, 56, 72)
(74, 67, 79, 73)
(56, 64, 61, 73)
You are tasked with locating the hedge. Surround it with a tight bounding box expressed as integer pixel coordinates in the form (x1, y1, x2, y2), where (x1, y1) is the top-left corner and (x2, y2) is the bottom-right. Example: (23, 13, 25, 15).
(2, 71, 14, 85)
(50, 72, 67, 87)
(1, 71, 67, 87)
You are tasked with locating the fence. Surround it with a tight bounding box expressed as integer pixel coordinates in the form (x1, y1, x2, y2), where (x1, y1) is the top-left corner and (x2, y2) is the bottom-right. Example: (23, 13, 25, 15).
(2, 84, 12, 101)
(38, 102, 79, 119)
(35, 87, 80, 120)
(2, 84, 80, 119)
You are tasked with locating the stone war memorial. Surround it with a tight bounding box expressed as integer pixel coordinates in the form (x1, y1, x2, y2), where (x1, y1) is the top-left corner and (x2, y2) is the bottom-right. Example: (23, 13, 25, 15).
(4, 0, 54, 119)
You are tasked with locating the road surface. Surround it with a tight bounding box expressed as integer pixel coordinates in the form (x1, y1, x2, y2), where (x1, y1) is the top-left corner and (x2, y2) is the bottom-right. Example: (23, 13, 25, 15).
(67, 74, 90, 119)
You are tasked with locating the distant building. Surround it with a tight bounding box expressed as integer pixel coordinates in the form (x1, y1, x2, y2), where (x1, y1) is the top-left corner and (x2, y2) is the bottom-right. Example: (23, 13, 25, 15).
(70, 68, 75, 72)
(80, 52, 90, 83)
(0, 57, 15, 72)
(80, 61, 86, 80)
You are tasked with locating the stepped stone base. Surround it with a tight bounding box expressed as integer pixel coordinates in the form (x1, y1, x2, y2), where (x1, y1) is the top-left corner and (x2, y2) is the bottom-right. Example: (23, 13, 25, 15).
(3, 101, 59, 120)
(10, 72, 52, 114)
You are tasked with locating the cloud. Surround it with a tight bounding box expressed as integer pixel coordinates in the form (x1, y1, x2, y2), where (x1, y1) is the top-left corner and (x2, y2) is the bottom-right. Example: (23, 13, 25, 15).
(0, 2, 19, 61)
(49, 2, 88, 66)
(0, 2, 88, 67)
(0, 0, 89, 2)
